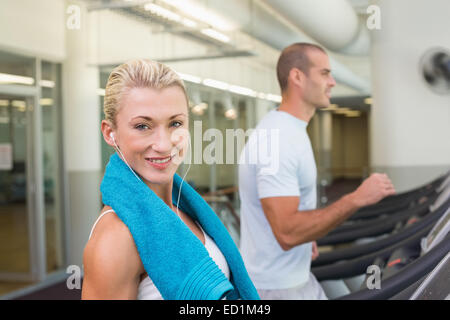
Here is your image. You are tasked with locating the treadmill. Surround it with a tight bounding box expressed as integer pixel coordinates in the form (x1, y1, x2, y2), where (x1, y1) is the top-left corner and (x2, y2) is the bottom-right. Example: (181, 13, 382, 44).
(316, 206, 450, 299)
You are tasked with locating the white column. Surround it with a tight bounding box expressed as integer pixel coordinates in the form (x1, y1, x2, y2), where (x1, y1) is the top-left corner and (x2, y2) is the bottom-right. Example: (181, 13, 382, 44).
(370, 0, 450, 192)
(63, 0, 101, 266)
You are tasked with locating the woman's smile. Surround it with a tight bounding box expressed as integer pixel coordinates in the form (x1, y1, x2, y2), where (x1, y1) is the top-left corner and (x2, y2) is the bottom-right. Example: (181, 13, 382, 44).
(145, 154, 176, 170)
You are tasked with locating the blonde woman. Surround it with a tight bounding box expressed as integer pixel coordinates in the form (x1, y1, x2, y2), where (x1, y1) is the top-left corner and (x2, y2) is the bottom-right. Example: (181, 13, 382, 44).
(82, 59, 259, 300)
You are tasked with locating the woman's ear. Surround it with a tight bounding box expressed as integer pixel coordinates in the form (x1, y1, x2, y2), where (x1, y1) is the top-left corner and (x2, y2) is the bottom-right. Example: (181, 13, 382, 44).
(101, 120, 115, 147)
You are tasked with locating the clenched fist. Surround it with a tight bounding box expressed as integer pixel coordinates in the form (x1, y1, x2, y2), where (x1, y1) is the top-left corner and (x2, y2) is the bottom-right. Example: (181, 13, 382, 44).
(351, 173, 396, 208)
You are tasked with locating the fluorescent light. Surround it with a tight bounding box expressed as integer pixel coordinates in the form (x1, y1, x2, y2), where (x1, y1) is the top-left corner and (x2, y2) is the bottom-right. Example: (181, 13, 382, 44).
(257, 93, 267, 100)
(200, 28, 230, 43)
(322, 104, 339, 111)
(266, 94, 282, 103)
(144, 3, 182, 22)
(180, 18, 197, 28)
(229, 85, 257, 97)
(202, 78, 230, 91)
(0, 73, 56, 88)
(333, 107, 350, 114)
(144, 2, 198, 28)
(12, 100, 26, 112)
(0, 73, 34, 85)
(40, 80, 55, 88)
(0, 99, 9, 107)
(40, 98, 53, 106)
(345, 110, 361, 117)
(177, 72, 202, 84)
(97, 88, 106, 96)
(161, 0, 236, 31)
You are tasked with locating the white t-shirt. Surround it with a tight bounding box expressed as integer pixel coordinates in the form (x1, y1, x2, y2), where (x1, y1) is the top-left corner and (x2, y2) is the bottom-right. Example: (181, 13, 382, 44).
(239, 109, 317, 290)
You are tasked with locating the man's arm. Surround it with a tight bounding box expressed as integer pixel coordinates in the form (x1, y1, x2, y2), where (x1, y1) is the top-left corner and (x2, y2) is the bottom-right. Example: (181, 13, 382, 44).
(260, 173, 396, 251)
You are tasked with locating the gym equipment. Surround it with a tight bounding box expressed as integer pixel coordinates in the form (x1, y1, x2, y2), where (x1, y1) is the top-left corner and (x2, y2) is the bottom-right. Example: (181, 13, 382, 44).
(313, 196, 450, 267)
(420, 47, 450, 95)
(409, 252, 450, 300)
(314, 205, 450, 299)
(317, 173, 450, 246)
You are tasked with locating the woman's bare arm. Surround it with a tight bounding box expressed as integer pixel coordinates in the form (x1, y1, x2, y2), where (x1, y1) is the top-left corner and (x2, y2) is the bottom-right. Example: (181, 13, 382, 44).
(82, 211, 143, 300)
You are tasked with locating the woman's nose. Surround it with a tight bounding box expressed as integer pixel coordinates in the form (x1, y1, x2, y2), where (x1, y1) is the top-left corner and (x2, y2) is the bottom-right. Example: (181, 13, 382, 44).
(151, 128, 173, 154)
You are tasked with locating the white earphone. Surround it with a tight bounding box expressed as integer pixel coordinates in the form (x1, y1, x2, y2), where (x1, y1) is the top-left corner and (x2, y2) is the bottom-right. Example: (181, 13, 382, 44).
(110, 132, 142, 182)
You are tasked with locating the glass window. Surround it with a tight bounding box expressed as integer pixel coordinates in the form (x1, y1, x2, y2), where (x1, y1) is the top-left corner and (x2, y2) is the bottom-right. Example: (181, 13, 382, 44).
(0, 51, 35, 86)
(40, 60, 65, 273)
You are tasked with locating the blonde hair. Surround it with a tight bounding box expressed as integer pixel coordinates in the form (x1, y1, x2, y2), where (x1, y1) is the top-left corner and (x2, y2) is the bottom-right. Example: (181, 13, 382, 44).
(103, 59, 187, 127)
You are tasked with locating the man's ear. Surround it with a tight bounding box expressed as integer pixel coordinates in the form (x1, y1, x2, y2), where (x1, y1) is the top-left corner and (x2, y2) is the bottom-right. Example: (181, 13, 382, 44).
(101, 120, 115, 147)
(288, 67, 305, 90)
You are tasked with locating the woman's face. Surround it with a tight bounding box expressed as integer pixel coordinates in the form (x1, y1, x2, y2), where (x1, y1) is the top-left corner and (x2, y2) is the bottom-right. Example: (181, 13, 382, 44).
(109, 86, 189, 186)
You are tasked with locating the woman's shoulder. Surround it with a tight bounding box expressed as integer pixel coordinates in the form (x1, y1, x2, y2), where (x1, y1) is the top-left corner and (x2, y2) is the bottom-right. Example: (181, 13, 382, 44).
(82, 206, 145, 299)
(84, 206, 143, 275)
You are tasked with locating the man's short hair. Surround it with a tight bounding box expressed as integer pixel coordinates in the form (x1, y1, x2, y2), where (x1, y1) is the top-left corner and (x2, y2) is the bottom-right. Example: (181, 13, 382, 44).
(276, 42, 326, 92)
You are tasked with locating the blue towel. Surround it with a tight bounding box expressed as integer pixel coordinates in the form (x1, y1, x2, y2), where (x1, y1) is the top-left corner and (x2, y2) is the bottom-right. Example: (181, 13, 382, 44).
(100, 153, 260, 300)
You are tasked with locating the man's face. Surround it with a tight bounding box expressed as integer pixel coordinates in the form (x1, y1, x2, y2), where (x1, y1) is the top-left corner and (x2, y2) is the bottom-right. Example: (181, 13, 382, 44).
(302, 50, 336, 109)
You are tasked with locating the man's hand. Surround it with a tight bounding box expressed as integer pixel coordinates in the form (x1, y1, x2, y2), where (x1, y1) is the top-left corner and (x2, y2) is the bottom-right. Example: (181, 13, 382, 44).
(311, 241, 319, 261)
(350, 173, 396, 208)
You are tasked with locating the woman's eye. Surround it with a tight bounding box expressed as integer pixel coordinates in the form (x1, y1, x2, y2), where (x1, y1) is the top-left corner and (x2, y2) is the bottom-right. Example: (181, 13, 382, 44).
(171, 121, 183, 128)
(135, 124, 149, 131)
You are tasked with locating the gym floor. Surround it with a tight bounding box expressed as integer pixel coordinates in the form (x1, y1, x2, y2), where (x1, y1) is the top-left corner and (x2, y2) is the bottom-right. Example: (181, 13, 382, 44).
(0, 203, 59, 297)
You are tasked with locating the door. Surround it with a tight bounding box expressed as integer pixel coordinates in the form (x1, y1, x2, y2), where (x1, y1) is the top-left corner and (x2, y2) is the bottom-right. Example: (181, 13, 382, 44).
(0, 94, 40, 287)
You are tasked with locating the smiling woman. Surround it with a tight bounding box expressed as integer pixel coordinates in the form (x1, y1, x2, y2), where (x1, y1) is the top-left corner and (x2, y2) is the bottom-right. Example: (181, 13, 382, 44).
(81, 59, 259, 300)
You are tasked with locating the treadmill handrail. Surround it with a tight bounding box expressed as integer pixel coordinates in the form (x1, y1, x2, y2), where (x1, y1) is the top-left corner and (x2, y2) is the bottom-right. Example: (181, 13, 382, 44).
(336, 235, 450, 300)
(313, 224, 431, 281)
(314, 196, 450, 257)
(328, 193, 435, 236)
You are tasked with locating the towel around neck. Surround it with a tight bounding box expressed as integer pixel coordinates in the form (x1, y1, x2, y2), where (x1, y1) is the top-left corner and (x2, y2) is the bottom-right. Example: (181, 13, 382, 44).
(100, 153, 259, 300)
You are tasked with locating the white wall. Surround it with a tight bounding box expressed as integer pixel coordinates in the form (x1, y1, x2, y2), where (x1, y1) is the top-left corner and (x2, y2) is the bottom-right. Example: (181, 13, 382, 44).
(370, 0, 450, 191)
(0, 0, 65, 60)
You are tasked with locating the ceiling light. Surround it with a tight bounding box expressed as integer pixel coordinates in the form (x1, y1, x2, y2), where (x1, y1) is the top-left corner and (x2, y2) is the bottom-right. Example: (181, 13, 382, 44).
(144, 2, 197, 28)
(364, 97, 373, 104)
(266, 94, 282, 103)
(191, 104, 205, 116)
(333, 107, 350, 114)
(97, 88, 106, 96)
(257, 93, 267, 100)
(160, 0, 236, 31)
(40, 80, 55, 88)
(203, 79, 230, 91)
(177, 72, 202, 84)
(229, 85, 257, 97)
(345, 110, 361, 117)
(180, 18, 197, 28)
(0, 73, 34, 85)
(0, 100, 9, 107)
(200, 28, 230, 43)
(40, 98, 53, 106)
(144, 3, 182, 22)
(12, 100, 26, 112)
(224, 108, 237, 120)
(322, 104, 339, 111)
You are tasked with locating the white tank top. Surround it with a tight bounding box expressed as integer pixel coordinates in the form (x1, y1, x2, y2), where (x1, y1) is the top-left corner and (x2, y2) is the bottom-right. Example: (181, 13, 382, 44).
(88, 209, 231, 300)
